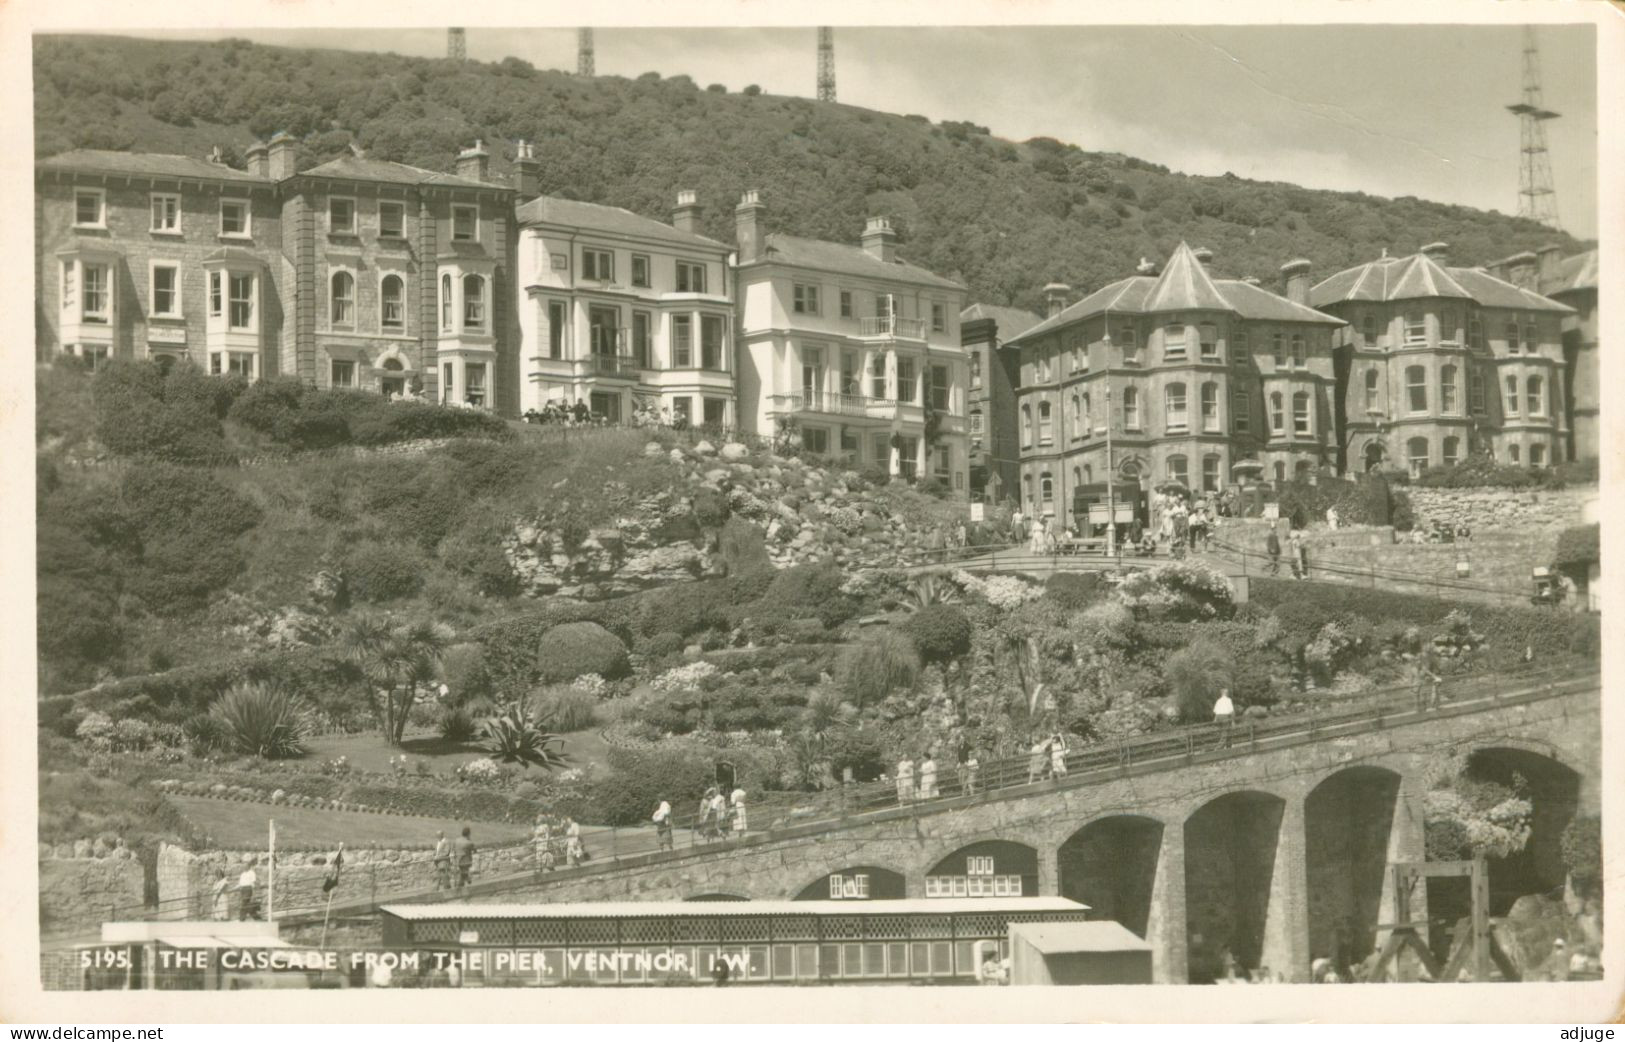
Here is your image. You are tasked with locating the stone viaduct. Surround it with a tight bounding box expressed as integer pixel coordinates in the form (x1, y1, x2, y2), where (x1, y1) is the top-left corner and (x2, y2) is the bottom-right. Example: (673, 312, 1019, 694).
(318, 681, 1601, 985)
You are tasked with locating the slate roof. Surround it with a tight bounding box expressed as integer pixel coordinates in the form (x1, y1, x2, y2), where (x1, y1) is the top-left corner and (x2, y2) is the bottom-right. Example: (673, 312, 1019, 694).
(301, 155, 500, 191)
(1007, 242, 1340, 347)
(515, 195, 727, 250)
(753, 232, 964, 291)
(384, 897, 1088, 920)
(37, 149, 268, 184)
(961, 303, 1045, 340)
(1310, 253, 1571, 313)
(1541, 249, 1598, 298)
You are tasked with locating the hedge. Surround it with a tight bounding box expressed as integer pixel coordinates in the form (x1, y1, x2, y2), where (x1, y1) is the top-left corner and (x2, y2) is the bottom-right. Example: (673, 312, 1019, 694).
(1277, 474, 1394, 529)
(1414, 455, 1570, 490)
(1248, 580, 1599, 659)
(1554, 524, 1599, 569)
(536, 622, 630, 683)
(62, 648, 360, 720)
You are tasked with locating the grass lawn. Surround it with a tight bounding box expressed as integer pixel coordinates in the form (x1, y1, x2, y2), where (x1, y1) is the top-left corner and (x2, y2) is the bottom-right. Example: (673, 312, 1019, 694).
(303, 728, 613, 776)
(169, 796, 534, 849)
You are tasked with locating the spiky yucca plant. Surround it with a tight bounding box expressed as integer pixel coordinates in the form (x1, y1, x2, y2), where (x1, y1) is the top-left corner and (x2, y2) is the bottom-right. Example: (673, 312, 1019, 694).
(479, 701, 568, 771)
(902, 574, 962, 612)
(209, 682, 309, 759)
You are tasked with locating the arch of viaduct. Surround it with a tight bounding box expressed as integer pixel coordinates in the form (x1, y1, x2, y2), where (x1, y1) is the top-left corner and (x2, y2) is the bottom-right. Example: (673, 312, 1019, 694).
(455, 687, 1599, 984)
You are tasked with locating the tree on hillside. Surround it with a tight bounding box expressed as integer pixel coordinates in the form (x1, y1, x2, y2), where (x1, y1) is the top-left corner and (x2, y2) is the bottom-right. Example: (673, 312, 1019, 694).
(342, 614, 452, 745)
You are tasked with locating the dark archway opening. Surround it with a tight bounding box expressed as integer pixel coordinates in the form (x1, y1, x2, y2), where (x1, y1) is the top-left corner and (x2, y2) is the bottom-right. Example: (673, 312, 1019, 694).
(926, 840, 1038, 898)
(1183, 791, 1284, 982)
(1305, 767, 1401, 974)
(1441, 748, 1581, 917)
(795, 866, 907, 901)
(1057, 816, 1163, 938)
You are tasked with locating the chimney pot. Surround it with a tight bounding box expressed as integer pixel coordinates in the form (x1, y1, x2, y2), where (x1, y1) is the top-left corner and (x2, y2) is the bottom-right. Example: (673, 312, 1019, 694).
(735, 189, 766, 264)
(267, 132, 300, 181)
(1042, 282, 1071, 319)
(511, 139, 540, 201)
(1503, 250, 1538, 290)
(1420, 241, 1450, 264)
(1192, 247, 1214, 265)
(1280, 258, 1312, 306)
(673, 190, 704, 236)
(861, 216, 898, 263)
(456, 140, 491, 183)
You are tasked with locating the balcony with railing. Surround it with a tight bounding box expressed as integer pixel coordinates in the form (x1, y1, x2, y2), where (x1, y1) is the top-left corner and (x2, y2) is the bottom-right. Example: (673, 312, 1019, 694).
(582, 352, 640, 378)
(857, 316, 927, 341)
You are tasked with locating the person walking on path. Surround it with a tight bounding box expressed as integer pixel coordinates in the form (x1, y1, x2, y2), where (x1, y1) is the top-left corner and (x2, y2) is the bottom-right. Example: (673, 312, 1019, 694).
(1010, 509, 1025, 546)
(708, 789, 729, 838)
(1027, 738, 1050, 784)
(210, 868, 231, 921)
(234, 856, 258, 920)
(895, 756, 916, 805)
(532, 817, 553, 875)
(653, 800, 674, 851)
(729, 789, 748, 838)
(1286, 530, 1304, 579)
(1266, 524, 1282, 576)
(1295, 529, 1309, 579)
(1212, 689, 1236, 750)
(698, 787, 718, 844)
(918, 754, 939, 800)
(452, 826, 475, 890)
(1049, 733, 1070, 780)
(433, 830, 452, 890)
(564, 817, 585, 866)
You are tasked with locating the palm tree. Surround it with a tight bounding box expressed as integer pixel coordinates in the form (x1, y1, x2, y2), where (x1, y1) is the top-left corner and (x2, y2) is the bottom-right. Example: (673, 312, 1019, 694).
(340, 613, 395, 734)
(342, 614, 452, 746)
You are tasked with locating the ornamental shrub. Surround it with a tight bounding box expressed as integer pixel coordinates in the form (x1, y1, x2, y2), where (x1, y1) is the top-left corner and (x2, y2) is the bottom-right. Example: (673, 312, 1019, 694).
(92, 360, 238, 464)
(1115, 560, 1235, 621)
(1044, 571, 1104, 610)
(1560, 815, 1602, 897)
(536, 621, 630, 683)
(1414, 454, 1565, 489)
(208, 683, 309, 759)
(530, 686, 599, 732)
(902, 604, 973, 663)
(1554, 523, 1599, 569)
(757, 563, 858, 628)
(837, 631, 921, 709)
(1165, 641, 1237, 722)
(640, 631, 687, 661)
(343, 542, 426, 602)
(635, 577, 736, 637)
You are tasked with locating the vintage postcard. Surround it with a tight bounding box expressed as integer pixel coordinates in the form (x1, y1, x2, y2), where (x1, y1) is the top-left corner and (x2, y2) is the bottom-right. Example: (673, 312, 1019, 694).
(1, 0, 1618, 1025)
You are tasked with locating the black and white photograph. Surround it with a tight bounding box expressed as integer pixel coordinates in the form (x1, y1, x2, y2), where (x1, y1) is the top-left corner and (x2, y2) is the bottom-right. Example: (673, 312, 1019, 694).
(4, 0, 1618, 1025)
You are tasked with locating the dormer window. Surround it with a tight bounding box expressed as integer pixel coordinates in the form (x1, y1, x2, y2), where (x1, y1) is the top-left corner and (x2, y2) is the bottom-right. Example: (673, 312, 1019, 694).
(329, 197, 356, 236)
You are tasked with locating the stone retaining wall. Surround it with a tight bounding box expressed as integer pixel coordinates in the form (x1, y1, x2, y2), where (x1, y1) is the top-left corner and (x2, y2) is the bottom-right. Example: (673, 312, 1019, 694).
(1408, 485, 1597, 533)
(40, 857, 145, 935)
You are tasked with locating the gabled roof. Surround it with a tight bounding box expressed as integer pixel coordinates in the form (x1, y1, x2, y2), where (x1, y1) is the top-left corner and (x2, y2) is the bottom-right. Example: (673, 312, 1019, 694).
(1311, 253, 1571, 313)
(1007, 241, 1340, 347)
(961, 303, 1044, 340)
(515, 195, 727, 250)
(37, 149, 268, 184)
(300, 155, 501, 192)
(752, 233, 964, 291)
(1542, 249, 1597, 298)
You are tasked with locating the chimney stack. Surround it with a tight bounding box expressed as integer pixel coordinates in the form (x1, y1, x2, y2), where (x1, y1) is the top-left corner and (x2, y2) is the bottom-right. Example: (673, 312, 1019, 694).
(456, 140, 490, 183)
(1537, 243, 1564, 287)
(673, 190, 704, 236)
(1280, 258, 1312, 306)
(1043, 282, 1071, 319)
(512, 140, 539, 201)
(861, 217, 898, 263)
(735, 190, 766, 264)
(1504, 250, 1538, 290)
(245, 141, 269, 179)
(267, 131, 300, 181)
(1136, 257, 1158, 276)
(1192, 247, 1214, 266)
(1420, 241, 1450, 265)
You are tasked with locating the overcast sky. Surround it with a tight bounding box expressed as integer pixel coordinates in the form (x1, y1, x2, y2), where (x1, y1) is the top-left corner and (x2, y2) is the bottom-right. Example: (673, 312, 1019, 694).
(122, 23, 1599, 237)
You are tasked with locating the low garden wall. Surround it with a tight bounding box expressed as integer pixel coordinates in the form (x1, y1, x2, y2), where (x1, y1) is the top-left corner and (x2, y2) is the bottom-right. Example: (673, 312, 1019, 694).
(40, 855, 146, 935)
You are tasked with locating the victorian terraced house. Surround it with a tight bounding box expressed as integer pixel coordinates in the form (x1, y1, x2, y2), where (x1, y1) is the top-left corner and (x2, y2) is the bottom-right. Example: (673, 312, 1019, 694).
(732, 192, 970, 491)
(1003, 242, 1342, 529)
(1311, 243, 1573, 476)
(36, 135, 520, 412)
(517, 177, 735, 427)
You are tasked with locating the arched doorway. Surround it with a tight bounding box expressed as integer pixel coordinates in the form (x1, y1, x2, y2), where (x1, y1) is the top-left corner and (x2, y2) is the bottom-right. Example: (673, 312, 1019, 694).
(1305, 766, 1401, 974)
(1363, 441, 1386, 473)
(1057, 816, 1163, 937)
(925, 840, 1038, 898)
(795, 866, 907, 902)
(1183, 791, 1285, 982)
(378, 357, 406, 399)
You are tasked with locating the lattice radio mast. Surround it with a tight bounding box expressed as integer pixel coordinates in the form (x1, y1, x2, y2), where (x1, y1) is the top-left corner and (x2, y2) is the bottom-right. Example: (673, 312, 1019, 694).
(447, 28, 466, 61)
(1506, 26, 1561, 230)
(817, 27, 835, 102)
(578, 28, 595, 77)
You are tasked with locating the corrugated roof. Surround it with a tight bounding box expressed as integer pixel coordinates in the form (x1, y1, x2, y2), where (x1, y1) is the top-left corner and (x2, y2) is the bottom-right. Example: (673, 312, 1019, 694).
(1542, 249, 1597, 297)
(1311, 253, 1571, 313)
(37, 149, 268, 184)
(754, 233, 964, 291)
(961, 303, 1045, 340)
(383, 897, 1087, 920)
(1007, 242, 1340, 347)
(515, 195, 727, 249)
(1009, 921, 1151, 954)
(301, 155, 501, 191)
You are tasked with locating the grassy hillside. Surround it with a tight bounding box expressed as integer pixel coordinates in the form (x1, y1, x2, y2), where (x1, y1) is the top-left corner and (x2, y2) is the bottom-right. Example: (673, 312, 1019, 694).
(34, 34, 1588, 314)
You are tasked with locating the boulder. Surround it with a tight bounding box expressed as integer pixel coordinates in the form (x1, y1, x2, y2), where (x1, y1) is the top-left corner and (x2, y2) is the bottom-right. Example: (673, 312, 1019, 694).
(693, 440, 717, 456)
(669, 449, 686, 465)
(720, 442, 750, 460)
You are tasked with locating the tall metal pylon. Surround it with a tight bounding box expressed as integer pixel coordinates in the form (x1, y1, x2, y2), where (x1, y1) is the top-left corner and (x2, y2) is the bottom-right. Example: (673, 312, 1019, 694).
(1506, 25, 1561, 230)
(578, 28, 595, 77)
(447, 28, 466, 61)
(817, 27, 835, 102)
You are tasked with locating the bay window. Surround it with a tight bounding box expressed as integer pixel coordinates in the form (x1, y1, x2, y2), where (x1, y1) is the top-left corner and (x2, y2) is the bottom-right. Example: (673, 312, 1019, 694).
(228, 273, 254, 329)
(1164, 383, 1188, 432)
(701, 316, 725, 370)
(1199, 324, 1219, 361)
(1292, 391, 1311, 435)
(1405, 310, 1426, 344)
(331, 271, 356, 328)
(381, 275, 405, 331)
(1201, 382, 1219, 432)
(1232, 388, 1250, 432)
(1406, 365, 1427, 413)
(1269, 392, 1285, 435)
(462, 274, 485, 330)
(1037, 401, 1052, 445)
(672, 316, 693, 367)
(1503, 375, 1519, 415)
(82, 265, 110, 323)
(1164, 323, 1187, 359)
(1440, 364, 1458, 414)
(1122, 387, 1140, 430)
(898, 358, 917, 404)
(1527, 375, 1545, 416)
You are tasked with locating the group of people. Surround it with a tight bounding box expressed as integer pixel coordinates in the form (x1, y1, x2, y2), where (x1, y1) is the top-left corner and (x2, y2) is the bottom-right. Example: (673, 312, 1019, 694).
(1264, 522, 1311, 578)
(431, 827, 479, 890)
(522, 399, 597, 426)
(208, 855, 264, 921)
(1025, 733, 1071, 784)
(1409, 520, 1473, 545)
(695, 786, 748, 843)
(530, 814, 588, 874)
(1154, 494, 1219, 556)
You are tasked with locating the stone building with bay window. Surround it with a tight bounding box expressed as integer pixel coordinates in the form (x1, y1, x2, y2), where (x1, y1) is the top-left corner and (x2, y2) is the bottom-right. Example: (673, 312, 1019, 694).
(36, 135, 518, 412)
(516, 184, 735, 425)
(1002, 243, 1342, 530)
(733, 192, 969, 492)
(1311, 243, 1573, 476)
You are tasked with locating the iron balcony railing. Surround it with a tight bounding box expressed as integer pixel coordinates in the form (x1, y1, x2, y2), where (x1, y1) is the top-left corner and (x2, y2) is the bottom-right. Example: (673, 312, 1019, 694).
(583, 353, 638, 377)
(858, 316, 927, 340)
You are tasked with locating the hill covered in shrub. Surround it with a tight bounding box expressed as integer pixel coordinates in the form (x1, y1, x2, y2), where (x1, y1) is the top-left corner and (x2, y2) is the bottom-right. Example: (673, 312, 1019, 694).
(34, 34, 1589, 314)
